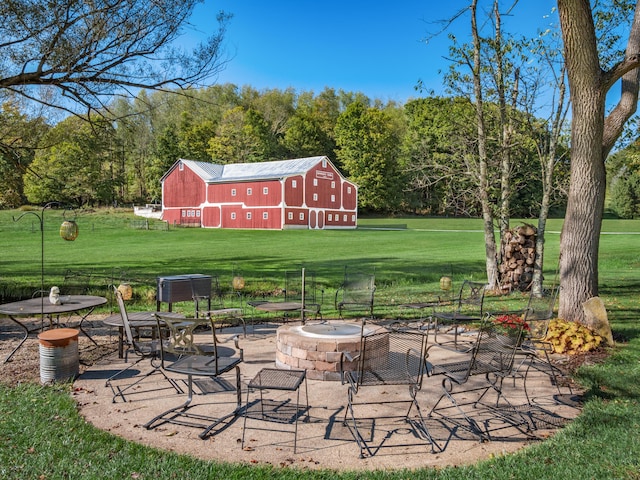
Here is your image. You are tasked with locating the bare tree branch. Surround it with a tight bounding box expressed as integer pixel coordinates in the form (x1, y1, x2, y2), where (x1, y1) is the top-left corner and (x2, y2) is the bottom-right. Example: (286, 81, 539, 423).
(0, 0, 232, 116)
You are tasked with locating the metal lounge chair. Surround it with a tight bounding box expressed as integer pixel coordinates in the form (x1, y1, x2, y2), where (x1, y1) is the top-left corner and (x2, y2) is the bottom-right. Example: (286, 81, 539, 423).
(430, 280, 486, 349)
(335, 268, 376, 319)
(340, 322, 439, 458)
(427, 314, 531, 442)
(144, 312, 243, 439)
(105, 286, 182, 403)
(515, 286, 573, 403)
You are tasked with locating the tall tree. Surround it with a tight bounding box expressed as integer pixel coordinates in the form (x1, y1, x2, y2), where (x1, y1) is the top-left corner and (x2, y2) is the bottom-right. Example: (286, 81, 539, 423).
(0, 99, 49, 207)
(557, 0, 640, 325)
(335, 101, 403, 212)
(24, 117, 116, 206)
(0, 0, 231, 169)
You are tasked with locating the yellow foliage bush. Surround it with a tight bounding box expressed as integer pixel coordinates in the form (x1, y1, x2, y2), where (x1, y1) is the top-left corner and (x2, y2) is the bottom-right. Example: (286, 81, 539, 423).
(545, 319, 604, 355)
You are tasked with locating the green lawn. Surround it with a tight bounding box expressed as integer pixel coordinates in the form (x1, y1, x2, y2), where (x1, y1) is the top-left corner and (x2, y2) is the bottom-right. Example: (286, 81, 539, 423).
(1, 209, 640, 478)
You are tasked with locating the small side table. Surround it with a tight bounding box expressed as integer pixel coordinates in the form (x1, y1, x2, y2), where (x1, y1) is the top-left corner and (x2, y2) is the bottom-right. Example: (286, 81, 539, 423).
(242, 368, 309, 453)
(38, 328, 79, 384)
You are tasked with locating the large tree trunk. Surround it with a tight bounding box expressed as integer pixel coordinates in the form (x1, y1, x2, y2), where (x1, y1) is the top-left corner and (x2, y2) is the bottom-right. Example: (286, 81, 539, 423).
(557, 0, 640, 325)
(557, 0, 605, 323)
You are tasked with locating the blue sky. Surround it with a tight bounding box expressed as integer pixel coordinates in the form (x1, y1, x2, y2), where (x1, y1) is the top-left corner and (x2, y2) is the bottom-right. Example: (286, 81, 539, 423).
(187, 1, 559, 103)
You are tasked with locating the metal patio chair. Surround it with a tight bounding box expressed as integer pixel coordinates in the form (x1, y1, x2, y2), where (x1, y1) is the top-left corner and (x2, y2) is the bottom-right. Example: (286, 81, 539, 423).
(340, 323, 439, 458)
(105, 286, 182, 403)
(335, 268, 376, 319)
(144, 312, 243, 439)
(284, 268, 322, 323)
(427, 314, 531, 442)
(193, 276, 246, 337)
(515, 286, 573, 403)
(430, 280, 486, 349)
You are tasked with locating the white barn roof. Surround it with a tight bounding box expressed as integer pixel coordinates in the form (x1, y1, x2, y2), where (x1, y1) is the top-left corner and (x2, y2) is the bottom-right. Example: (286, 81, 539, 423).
(176, 156, 331, 184)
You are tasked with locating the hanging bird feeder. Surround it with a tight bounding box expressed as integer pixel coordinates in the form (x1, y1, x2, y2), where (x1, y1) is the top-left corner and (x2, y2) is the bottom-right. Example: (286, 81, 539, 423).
(59, 210, 79, 241)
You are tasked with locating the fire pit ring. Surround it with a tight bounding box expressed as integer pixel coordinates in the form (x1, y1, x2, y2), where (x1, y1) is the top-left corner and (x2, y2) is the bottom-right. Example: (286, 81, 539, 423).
(275, 321, 388, 381)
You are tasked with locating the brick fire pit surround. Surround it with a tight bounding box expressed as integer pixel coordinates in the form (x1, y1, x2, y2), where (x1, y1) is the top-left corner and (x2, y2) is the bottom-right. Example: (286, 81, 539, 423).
(275, 321, 388, 381)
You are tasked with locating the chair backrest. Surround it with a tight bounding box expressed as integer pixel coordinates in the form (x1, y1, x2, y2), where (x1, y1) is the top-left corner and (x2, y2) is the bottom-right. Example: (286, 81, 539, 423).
(462, 316, 524, 383)
(154, 312, 212, 358)
(339, 271, 376, 306)
(211, 276, 227, 308)
(112, 285, 141, 356)
(284, 269, 319, 305)
(455, 280, 486, 315)
(524, 286, 559, 340)
(354, 327, 428, 388)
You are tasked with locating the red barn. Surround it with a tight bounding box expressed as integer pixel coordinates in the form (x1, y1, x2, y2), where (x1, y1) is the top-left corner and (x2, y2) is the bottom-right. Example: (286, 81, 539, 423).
(160, 156, 358, 230)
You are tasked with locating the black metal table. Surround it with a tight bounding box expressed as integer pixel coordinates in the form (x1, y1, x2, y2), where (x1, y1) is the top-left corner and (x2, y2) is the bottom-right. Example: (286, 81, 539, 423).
(0, 295, 107, 363)
(242, 368, 309, 453)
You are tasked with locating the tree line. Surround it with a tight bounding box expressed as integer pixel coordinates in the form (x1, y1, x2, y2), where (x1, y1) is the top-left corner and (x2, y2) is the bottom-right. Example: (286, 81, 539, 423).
(1, 83, 573, 217)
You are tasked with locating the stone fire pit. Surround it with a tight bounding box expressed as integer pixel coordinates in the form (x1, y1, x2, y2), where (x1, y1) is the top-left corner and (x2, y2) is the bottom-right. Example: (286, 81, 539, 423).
(275, 321, 387, 381)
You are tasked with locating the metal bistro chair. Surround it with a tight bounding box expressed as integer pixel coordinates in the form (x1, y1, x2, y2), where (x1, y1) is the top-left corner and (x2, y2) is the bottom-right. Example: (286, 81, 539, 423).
(427, 314, 531, 442)
(193, 276, 246, 337)
(284, 268, 322, 323)
(335, 268, 376, 319)
(340, 323, 439, 458)
(516, 286, 573, 403)
(105, 286, 182, 403)
(430, 280, 486, 349)
(144, 312, 243, 439)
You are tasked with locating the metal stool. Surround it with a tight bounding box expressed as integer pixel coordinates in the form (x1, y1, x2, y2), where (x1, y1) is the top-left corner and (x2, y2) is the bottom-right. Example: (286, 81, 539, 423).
(242, 368, 309, 453)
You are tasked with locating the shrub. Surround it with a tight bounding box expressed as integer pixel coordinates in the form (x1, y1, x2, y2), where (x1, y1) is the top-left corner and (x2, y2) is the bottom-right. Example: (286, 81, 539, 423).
(545, 319, 604, 354)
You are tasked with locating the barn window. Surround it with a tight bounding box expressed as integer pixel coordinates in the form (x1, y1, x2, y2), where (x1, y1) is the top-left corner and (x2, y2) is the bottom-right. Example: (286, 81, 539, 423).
(331, 181, 336, 189)
(322, 158, 327, 168)
(347, 186, 352, 194)
(231, 188, 236, 196)
(328, 214, 333, 221)
(179, 162, 184, 171)
(343, 214, 347, 222)
(292, 180, 297, 188)
(331, 194, 335, 203)
(263, 212, 268, 219)
(247, 188, 252, 196)
(263, 187, 268, 195)
(231, 212, 236, 220)
(247, 212, 252, 220)
(196, 210, 201, 217)
(299, 213, 304, 220)
(313, 193, 318, 201)
(288, 212, 293, 220)
(351, 214, 356, 222)
(313, 179, 318, 186)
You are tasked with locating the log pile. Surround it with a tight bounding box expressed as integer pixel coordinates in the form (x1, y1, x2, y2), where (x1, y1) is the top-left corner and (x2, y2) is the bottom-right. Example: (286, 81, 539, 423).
(499, 224, 537, 292)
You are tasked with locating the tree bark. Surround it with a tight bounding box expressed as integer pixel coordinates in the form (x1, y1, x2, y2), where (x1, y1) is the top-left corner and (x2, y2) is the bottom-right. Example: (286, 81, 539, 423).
(557, 0, 605, 322)
(471, 0, 499, 290)
(557, 0, 640, 324)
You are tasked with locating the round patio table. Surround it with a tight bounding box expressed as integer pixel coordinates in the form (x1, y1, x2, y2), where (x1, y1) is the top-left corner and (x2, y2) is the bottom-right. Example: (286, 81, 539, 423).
(0, 295, 107, 363)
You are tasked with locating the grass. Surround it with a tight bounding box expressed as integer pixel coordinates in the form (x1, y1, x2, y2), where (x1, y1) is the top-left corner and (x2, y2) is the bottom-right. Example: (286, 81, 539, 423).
(1, 209, 640, 478)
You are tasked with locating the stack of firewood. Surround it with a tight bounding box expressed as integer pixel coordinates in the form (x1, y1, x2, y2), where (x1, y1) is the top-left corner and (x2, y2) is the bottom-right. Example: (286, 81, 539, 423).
(499, 224, 537, 292)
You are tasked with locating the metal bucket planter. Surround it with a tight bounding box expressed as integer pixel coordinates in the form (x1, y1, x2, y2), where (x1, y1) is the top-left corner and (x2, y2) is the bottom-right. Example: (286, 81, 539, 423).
(38, 328, 79, 384)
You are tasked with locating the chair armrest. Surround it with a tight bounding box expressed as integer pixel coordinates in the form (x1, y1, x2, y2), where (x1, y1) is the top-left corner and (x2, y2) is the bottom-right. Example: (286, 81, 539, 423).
(339, 350, 360, 384)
